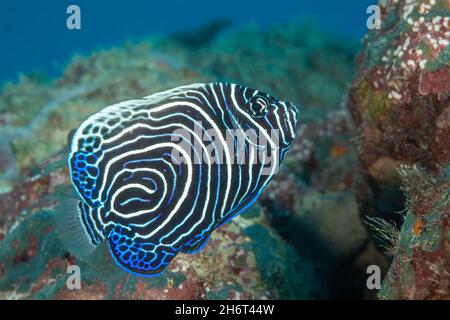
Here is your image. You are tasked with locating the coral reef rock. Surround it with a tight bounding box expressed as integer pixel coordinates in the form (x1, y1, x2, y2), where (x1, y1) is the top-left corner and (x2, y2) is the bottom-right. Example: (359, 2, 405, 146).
(350, 0, 450, 174)
(348, 0, 449, 299)
(348, 0, 450, 245)
(0, 150, 321, 299)
(379, 165, 450, 300)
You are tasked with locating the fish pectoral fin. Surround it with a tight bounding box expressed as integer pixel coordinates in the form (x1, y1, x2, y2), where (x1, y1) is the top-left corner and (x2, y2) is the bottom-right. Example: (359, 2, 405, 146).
(55, 197, 100, 260)
(107, 226, 178, 276)
(181, 233, 211, 254)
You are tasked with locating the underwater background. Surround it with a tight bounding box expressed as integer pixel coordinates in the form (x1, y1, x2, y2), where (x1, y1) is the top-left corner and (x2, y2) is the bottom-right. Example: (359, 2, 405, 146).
(0, 0, 449, 299)
(1, 0, 374, 84)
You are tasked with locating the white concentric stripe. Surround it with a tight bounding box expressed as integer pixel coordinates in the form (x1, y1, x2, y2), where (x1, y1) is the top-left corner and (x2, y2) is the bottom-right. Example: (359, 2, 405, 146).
(70, 84, 210, 154)
(148, 101, 232, 219)
(183, 89, 217, 115)
(282, 102, 296, 138)
(144, 115, 219, 244)
(83, 204, 104, 241)
(290, 109, 298, 127)
(210, 83, 227, 126)
(272, 104, 287, 144)
(94, 121, 214, 244)
(97, 142, 193, 239)
(98, 157, 178, 230)
(110, 169, 167, 218)
(143, 83, 208, 102)
(238, 143, 255, 205)
(219, 84, 242, 130)
(70, 99, 148, 153)
(103, 118, 215, 244)
(104, 127, 213, 243)
(92, 123, 205, 171)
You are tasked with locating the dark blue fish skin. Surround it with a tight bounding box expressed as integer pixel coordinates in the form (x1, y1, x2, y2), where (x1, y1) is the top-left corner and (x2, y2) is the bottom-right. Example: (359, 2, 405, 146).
(67, 82, 299, 276)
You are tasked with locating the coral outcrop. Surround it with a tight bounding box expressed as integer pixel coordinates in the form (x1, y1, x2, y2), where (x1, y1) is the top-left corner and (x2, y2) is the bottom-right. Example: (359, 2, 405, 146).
(349, 0, 449, 236)
(348, 0, 449, 298)
(379, 165, 450, 299)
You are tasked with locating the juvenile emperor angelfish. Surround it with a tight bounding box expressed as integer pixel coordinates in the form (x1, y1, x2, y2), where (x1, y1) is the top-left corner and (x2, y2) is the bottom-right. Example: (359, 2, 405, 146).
(60, 82, 300, 276)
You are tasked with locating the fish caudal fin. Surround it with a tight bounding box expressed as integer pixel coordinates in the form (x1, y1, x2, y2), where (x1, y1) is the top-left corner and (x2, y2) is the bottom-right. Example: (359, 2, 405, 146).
(107, 226, 179, 277)
(54, 196, 99, 260)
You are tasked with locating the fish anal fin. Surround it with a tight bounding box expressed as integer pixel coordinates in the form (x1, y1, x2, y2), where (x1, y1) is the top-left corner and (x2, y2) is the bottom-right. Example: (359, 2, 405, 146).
(181, 233, 211, 254)
(107, 226, 178, 277)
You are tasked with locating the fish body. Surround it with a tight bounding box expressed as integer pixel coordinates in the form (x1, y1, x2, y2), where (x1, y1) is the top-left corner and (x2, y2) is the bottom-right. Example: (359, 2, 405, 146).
(63, 82, 299, 276)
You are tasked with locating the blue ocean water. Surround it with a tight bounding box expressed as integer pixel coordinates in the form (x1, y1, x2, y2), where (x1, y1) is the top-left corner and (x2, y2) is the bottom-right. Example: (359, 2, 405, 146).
(0, 0, 373, 84)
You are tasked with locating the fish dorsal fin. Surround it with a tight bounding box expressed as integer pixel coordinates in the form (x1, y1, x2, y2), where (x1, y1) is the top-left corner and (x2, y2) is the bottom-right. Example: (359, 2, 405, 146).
(143, 83, 208, 104)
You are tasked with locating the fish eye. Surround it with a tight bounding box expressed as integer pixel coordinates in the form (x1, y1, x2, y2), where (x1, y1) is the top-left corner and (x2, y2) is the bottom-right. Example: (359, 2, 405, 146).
(248, 95, 270, 118)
